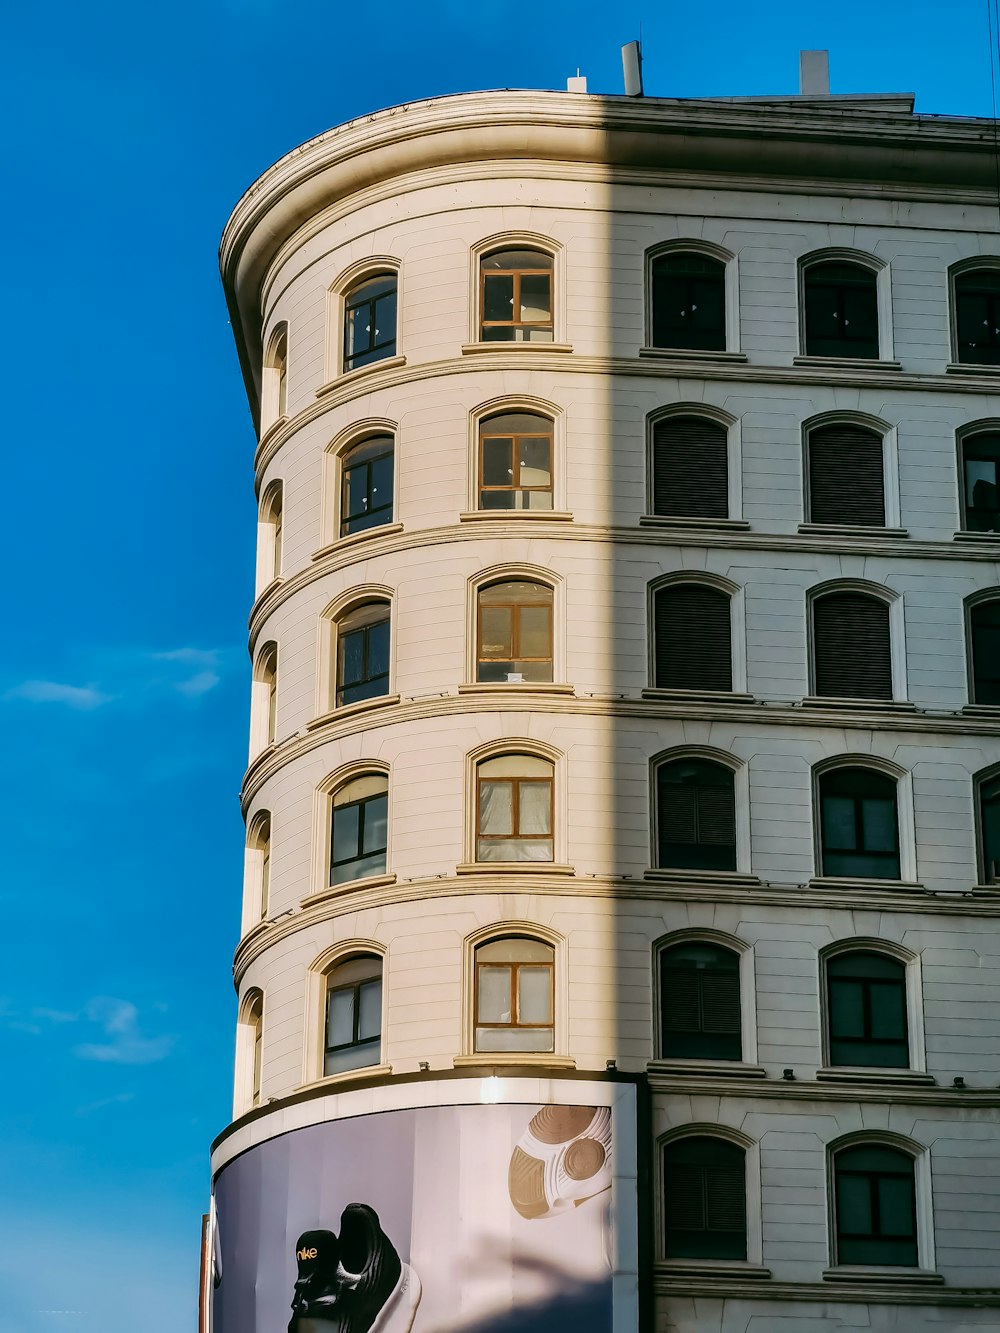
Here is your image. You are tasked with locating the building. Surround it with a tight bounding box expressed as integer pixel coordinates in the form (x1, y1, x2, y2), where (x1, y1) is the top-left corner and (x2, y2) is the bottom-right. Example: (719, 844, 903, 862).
(210, 60, 1000, 1332)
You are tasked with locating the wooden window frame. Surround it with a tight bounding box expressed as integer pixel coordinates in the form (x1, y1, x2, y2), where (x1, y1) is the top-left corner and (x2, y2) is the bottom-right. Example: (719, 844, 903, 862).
(478, 419, 554, 510)
(479, 253, 554, 341)
(476, 582, 553, 681)
(473, 942, 555, 1047)
(476, 772, 554, 856)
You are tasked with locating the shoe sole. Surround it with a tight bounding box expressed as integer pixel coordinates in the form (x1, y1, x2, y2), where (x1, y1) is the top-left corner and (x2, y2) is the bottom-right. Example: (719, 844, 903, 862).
(508, 1105, 612, 1220)
(370, 1262, 421, 1333)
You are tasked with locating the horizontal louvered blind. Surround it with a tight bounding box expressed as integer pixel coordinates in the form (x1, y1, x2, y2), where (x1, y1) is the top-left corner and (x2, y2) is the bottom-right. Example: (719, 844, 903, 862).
(663, 1139, 747, 1259)
(660, 943, 741, 1059)
(813, 593, 892, 699)
(809, 425, 885, 526)
(700, 972, 741, 1034)
(653, 416, 728, 519)
(654, 585, 732, 691)
(661, 969, 701, 1034)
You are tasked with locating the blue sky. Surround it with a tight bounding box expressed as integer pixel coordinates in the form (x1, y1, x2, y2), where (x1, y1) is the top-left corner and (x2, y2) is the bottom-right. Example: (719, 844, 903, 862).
(0, 2, 995, 1328)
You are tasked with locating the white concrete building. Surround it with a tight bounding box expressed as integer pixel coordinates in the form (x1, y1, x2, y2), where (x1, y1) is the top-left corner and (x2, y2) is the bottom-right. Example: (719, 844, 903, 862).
(211, 73, 1000, 1332)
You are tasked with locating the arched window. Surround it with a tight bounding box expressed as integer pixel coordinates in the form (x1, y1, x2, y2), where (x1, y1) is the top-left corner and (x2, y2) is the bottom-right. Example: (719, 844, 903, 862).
(236, 989, 264, 1114)
(652, 415, 728, 519)
(474, 936, 554, 1052)
(324, 954, 383, 1074)
(659, 942, 741, 1060)
(803, 261, 879, 359)
(341, 435, 394, 537)
(343, 273, 397, 372)
(656, 759, 736, 871)
(959, 430, 1000, 533)
(979, 771, 1000, 883)
(250, 643, 278, 755)
(477, 580, 553, 682)
(650, 252, 726, 351)
(812, 591, 892, 700)
(653, 583, 732, 692)
(807, 422, 886, 526)
(819, 767, 900, 880)
(476, 754, 553, 862)
(662, 1137, 746, 1260)
(257, 482, 283, 589)
(833, 1143, 917, 1266)
(479, 412, 553, 510)
(480, 249, 553, 342)
(336, 602, 390, 706)
(970, 598, 1000, 704)
(262, 325, 288, 429)
(330, 773, 388, 886)
(826, 952, 909, 1068)
(246, 812, 271, 924)
(954, 268, 1000, 366)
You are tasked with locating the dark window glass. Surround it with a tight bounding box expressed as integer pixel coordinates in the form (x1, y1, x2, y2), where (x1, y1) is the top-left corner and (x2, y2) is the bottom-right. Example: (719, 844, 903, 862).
(663, 1137, 746, 1260)
(325, 957, 383, 1074)
(980, 774, 1000, 883)
(474, 936, 554, 1052)
(341, 436, 394, 537)
(807, 423, 885, 527)
(962, 433, 1000, 533)
(804, 262, 879, 359)
(652, 415, 728, 520)
(819, 768, 900, 880)
(656, 760, 737, 872)
(344, 274, 397, 371)
(330, 784, 387, 885)
(660, 942, 741, 1060)
(651, 253, 726, 352)
(480, 250, 553, 342)
(827, 952, 909, 1068)
(337, 609, 390, 706)
(477, 581, 553, 683)
(956, 270, 1000, 366)
(971, 600, 1000, 705)
(813, 593, 892, 700)
(479, 412, 553, 510)
(654, 584, 732, 692)
(834, 1145, 917, 1266)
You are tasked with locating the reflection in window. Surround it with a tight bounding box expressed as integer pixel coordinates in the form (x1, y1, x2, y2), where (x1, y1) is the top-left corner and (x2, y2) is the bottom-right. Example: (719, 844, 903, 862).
(650, 253, 726, 351)
(961, 433, 1000, 533)
(804, 262, 879, 359)
(656, 759, 737, 872)
(660, 942, 741, 1060)
(834, 1144, 917, 1266)
(476, 755, 553, 862)
(341, 436, 394, 537)
(325, 955, 383, 1074)
(336, 604, 390, 706)
(827, 952, 909, 1068)
(480, 250, 553, 342)
(819, 768, 900, 880)
(663, 1137, 747, 1260)
(971, 599, 1000, 705)
(980, 773, 1000, 883)
(955, 269, 1000, 366)
(330, 774, 388, 885)
(474, 936, 554, 1052)
(477, 581, 553, 682)
(344, 274, 397, 372)
(479, 413, 553, 510)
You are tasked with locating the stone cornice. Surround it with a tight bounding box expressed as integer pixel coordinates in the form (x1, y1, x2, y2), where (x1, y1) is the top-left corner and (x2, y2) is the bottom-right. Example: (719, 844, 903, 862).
(653, 1271, 999, 1306)
(647, 1071, 1000, 1107)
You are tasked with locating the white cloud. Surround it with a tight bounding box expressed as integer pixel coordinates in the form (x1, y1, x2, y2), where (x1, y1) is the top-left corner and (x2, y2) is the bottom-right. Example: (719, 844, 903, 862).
(73, 998, 175, 1066)
(5, 680, 110, 709)
(174, 669, 220, 696)
(152, 648, 222, 668)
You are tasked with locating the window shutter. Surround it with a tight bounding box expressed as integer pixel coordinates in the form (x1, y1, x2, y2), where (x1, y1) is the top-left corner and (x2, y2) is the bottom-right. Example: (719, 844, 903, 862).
(666, 1166, 706, 1230)
(809, 425, 885, 526)
(660, 967, 701, 1033)
(653, 416, 728, 519)
(655, 585, 733, 691)
(696, 785, 737, 845)
(660, 784, 698, 845)
(706, 1165, 747, 1233)
(813, 593, 892, 700)
(700, 971, 741, 1035)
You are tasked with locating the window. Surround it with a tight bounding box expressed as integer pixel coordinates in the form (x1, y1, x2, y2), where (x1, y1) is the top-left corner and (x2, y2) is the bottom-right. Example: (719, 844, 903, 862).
(656, 759, 737, 872)
(474, 936, 554, 1052)
(807, 423, 886, 527)
(341, 436, 394, 537)
(662, 1137, 746, 1260)
(343, 273, 397, 372)
(803, 261, 879, 359)
(826, 952, 909, 1068)
(480, 249, 553, 342)
(652, 415, 728, 519)
(324, 955, 383, 1074)
(833, 1144, 917, 1266)
(262, 325, 288, 429)
(653, 583, 732, 692)
(238, 990, 264, 1112)
(246, 813, 271, 924)
(251, 643, 278, 755)
(479, 412, 553, 510)
(970, 598, 1000, 704)
(960, 431, 1000, 533)
(659, 942, 741, 1060)
(477, 580, 553, 682)
(979, 772, 1000, 883)
(257, 483, 283, 589)
(819, 767, 900, 880)
(476, 754, 553, 862)
(336, 603, 390, 706)
(812, 592, 892, 700)
(650, 253, 726, 351)
(955, 268, 1000, 366)
(330, 773, 388, 885)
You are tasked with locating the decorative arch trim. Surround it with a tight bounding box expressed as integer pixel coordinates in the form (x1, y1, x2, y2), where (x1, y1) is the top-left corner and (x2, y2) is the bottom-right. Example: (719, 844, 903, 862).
(813, 752, 907, 782)
(321, 584, 394, 623)
(649, 569, 739, 598)
(330, 255, 401, 296)
(648, 401, 736, 430)
(799, 246, 886, 274)
(820, 936, 917, 966)
(308, 938, 387, 978)
(646, 238, 735, 266)
(653, 926, 747, 955)
(808, 577, 898, 605)
(657, 1122, 754, 1152)
(327, 417, 398, 458)
(803, 409, 890, 437)
(650, 744, 743, 774)
(467, 737, 562, 766)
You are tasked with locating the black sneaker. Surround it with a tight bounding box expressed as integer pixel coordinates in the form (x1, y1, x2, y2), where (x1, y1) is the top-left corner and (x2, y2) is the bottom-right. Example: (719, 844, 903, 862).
(333, 1204, 421, 1333)
(288, 1229, 342, 1332)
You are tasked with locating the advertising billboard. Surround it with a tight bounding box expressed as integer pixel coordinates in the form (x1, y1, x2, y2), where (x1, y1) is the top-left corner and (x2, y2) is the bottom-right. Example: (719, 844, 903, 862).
(211, 1087, 636, 1333)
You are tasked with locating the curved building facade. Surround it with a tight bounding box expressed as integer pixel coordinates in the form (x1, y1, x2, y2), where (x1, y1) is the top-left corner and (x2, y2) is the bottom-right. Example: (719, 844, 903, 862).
(211, 87, 1000, 1332)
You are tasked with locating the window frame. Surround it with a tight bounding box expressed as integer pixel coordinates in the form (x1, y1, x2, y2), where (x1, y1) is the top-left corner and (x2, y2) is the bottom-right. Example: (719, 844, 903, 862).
(466, 742, 563, 868)
(957, 424, 1000, 534)
(473, 935, 555, 1053)
(823, 949, 910, 1070)
(303, 942, 388, 1084)
(950, 259, 1000, 367)
(656, 1126, 762, 1267)
(798, 251, 890, 362)
(801, 412, 900, 531)
(644, 241, 740, 355)
(475, 756, 554, 863)
(250, 641, 278, 759)
(321, 419, 400, 552)
(813, 760, 916, 883)
(329, 774, 389, 887)
(477, 411, 555, 512)
(312, 764, 392, 898)
(467, 566, 562, 685)
(648, 573, 746, 695)
(653, 929, 758, 1067)
(327, 259, 402, 382)
(256, 480, 284, 594)
(242, 810, 272, 933)
(828, 1135, 932, 1271)
(966, 591, 1000, 706)
(234, 987, 264, 1116)
(323, 954, 384, 1076)
(339, 434, 395, 539)
(646, 404, 742, 523)
(475, 578, 554, 683)
(334, 600, 391, 709)
(652, 754, 740, 874)
(974, 765, 1000, 885)
(463, 923, 564, 1058)
(807, 581, 903, 703)
(261, 322, 289, 434)
(470, 234, 562, 346)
